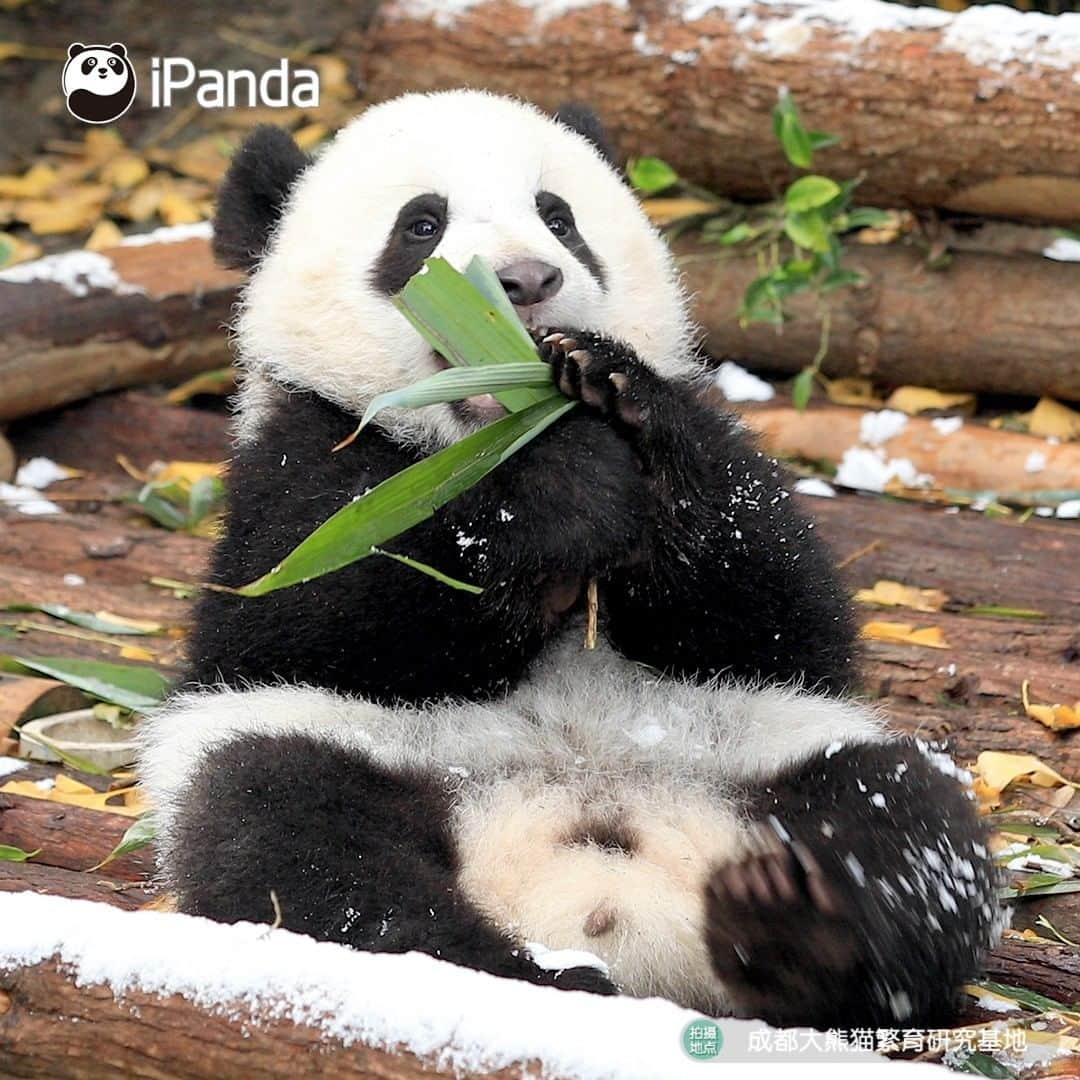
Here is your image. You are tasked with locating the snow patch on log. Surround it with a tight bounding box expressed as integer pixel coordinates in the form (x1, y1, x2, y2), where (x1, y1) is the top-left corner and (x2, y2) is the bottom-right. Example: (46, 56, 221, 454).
(119, 221, 213, 247)
(0, 251, 144, 298)
(391, 0, 626, 29)
(0, 891, 745, 1078)
(679, 1, 1080, 71)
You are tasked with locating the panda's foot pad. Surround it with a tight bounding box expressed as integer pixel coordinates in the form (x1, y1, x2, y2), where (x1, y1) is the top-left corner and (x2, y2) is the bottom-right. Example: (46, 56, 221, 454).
(705, 823, 857, 1021)
(538, 330, 651, 429)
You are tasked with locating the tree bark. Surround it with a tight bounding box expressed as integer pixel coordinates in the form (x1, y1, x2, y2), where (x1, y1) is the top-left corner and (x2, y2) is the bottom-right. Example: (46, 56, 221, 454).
(680, 240, 1080, 400)
(0, 238, 240, 423)
(354, 0, 1080, 225)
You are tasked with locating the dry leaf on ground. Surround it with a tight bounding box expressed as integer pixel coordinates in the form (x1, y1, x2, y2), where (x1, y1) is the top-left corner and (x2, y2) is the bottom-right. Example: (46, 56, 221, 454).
(855, 580, 947, 613)
(885, 386, 976, 415)
(861, 621, 949, 648)
(1, 774, 146, 817)
(1022, 680, 1080, 733)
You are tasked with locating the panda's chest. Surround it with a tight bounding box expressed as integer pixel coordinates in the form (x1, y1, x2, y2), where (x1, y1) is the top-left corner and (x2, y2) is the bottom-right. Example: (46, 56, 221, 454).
(451, 773, 741, 1013)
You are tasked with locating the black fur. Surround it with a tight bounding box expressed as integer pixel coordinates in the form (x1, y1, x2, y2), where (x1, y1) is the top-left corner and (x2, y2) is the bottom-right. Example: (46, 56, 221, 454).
(536, 330, 858, 692)
(186, 389, 651, 703)
(213, 126, 309, 270)
(172, 730, 615, 994)
(187, 339, 856, 698)
(554, 102, 618, 166)
(709, 739, 998, 1029)
(536, 191, 606, 289)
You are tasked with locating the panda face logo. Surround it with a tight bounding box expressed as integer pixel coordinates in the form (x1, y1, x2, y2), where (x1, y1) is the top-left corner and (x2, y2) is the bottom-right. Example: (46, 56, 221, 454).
(63, 42, 136, 124)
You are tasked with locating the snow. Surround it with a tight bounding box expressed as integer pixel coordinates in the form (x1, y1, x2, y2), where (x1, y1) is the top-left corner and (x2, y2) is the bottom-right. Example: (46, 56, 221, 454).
(1024, 451, 1047, 474)
(858, 409, 908, 447)
(63, 573, 86, 586)
(1006, 854, 1074, 878)
(931, 416, 963, 437)
(0, 251, 143, 298)
(835, 447, 931, 494)
(714, 361, 774, 402)
(0, 757, 27, 778)
(677, 0, 1080, 73)
(0, 483, 61, 516)
(14, 456, 69, 490)
(1056, 500, 1080, 520)
(526, 941, 609, 974)
(390, 0, 626, 29)
(1043, 237, 1080, 263)
(793, 477, 836, 498)
(121, 221, 213, 247)
(0, 893, 911, 1074)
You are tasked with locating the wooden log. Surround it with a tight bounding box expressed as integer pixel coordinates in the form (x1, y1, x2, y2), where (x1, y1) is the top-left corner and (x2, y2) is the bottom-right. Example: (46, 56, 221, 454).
(736, 401, 1080, 493)
(0, 862, 155, 911)
(0, 237, 241, 423)
(680, 240, 1080, 400)
(0, 792, 153, 881)
(982, 937, 1080, 1006)
(354, 0, 1080, 225)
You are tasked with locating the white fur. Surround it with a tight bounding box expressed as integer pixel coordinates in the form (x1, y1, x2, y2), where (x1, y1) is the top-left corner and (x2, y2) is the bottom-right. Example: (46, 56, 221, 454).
(138, 628, 887, 1009)
(231, 90, 702, 448)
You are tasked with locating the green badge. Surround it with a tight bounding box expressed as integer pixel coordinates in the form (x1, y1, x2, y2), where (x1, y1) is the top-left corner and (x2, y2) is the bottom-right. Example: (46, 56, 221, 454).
(681, 1018, 723, 1061)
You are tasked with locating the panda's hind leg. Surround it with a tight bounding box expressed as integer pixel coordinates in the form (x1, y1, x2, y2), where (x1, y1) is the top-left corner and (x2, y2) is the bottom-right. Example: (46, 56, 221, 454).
(169, 729, 614, 993)
(706, 739, 1001, 1029)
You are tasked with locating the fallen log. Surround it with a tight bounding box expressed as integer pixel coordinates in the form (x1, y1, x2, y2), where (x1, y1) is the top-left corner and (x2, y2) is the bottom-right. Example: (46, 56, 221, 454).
(680, 239, 1080, 400)
(736, 401, 1080, 493)
(1, 234, 1077, 423)
(0, 891, 784, 1080)
(0, 862, 155, 911)
(355, 0, 1080, 225)
(982, 937, 1080, 1007)
(0, 233, 240, 424)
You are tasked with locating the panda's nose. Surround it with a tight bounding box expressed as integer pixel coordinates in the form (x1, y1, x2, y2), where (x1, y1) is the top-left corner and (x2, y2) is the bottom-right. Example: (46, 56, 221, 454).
(497, 259, 563, 307)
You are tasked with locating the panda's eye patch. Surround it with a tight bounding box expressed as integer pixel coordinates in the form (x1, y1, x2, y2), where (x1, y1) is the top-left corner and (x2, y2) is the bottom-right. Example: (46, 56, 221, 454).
(82, 56, 97, 75)
(536, 192, 577, 239)
(373, 193, 449, 296)
(108, 57, 121, 71)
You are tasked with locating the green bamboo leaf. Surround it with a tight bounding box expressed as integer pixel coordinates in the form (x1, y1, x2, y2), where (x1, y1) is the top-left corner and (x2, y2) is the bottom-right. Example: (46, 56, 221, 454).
(355, 363, 553, 435)
(371, 547, 483, 594)
(463, 256, 553, 410)
(90, 813, 157, 871)
(0, 655, 169, 711)
(4, 604, 160, 636)
(975, 980, 1071, 1014)
(237, 395, 576, 597)
(0, 845, 39, 862)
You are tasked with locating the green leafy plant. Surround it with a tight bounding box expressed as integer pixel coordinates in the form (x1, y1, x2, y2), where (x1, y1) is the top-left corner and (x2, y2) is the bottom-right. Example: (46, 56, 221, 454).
(234, 257, 574, 598)
(131, 474, 225, 535)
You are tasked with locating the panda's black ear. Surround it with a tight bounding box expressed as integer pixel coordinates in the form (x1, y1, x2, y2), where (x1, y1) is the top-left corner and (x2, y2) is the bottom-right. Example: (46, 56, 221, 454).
(68, 42, 86, 59)
(213, 125, 309, 272)
(108, 43, 127, 58)
(554, 102, 618, 166)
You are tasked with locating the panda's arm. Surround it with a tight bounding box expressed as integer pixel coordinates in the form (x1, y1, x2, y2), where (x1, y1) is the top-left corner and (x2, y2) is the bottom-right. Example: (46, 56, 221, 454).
(539, 332, 858, 692)
(185, 389, 650, 702)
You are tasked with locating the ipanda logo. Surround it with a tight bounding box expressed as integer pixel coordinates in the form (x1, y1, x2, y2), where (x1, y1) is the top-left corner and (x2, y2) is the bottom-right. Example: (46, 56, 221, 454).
(63, 41, 320, 124)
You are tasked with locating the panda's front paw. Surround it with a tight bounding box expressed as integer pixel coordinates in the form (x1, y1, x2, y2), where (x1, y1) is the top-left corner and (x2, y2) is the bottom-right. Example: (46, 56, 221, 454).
(705, 824, 858, 1028)
(537, 330, 663, 432)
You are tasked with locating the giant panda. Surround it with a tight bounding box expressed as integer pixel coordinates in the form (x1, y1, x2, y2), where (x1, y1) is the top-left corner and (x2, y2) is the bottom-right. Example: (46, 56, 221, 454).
(138, 90, 1002, 1029)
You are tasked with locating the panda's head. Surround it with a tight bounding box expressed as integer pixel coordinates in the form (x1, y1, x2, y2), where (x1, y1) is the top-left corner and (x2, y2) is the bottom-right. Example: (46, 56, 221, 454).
(216, 90, 700, 448)
(62, 43, 136, 124)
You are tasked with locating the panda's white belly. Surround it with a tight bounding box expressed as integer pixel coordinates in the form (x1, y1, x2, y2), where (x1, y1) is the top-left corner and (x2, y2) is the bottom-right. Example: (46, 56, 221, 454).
(453, 772, 740, 1013)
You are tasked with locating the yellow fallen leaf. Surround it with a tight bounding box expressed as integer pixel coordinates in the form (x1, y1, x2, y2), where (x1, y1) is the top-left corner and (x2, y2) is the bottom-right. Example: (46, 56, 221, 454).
(0, 163, 57, 198)
(1022, 397, 1080, 442)
(885, 386, 976, 415)
(1022, 680, 1080, 733)
(642, 197, 719, 225)
(972, 751, 1078, 811)
(0, 230, 41, 269)
(150, 460, 223, 486)
(852, 209, 913, 245)
(83, 128, 125, 163)
(293, 122, 329, 152)
(821, 375, 883, 408)
(158, 192, 203, 226)
(1, 775, 146, 817)
(95, 611, 163, 633)
(119, 644, 156, 662)
(99, 153, 150, 190)
(308, 55, 354, 101)
(855, 580, 947, 613)
(152, 134, 236, 184)
(18, 183, 111, 235)
(861, 621, 949, 649)
(165, 367, 236, 405)
(85, 219, 124, 251)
